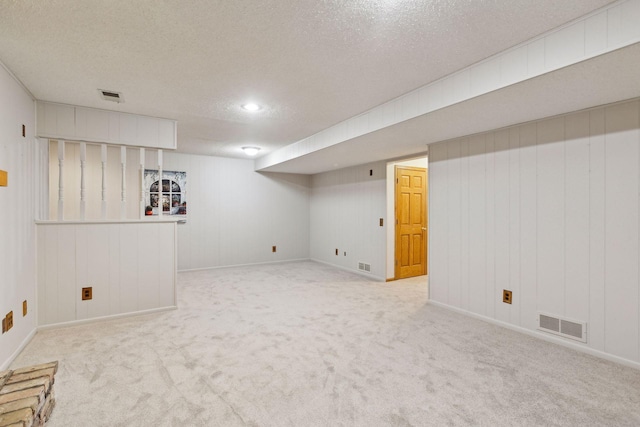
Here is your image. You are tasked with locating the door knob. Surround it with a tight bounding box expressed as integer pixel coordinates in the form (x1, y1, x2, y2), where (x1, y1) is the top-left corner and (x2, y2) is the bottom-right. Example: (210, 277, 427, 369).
(421, 227, 426, 231)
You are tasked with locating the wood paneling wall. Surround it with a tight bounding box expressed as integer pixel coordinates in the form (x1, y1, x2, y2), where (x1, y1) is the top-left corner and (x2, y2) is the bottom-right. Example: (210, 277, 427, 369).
(0, 63, 38, 369)
(162, 153, 311, 271)
(36, 222, 176, 327)
(37, 101, 177, 149)
(310, 162, 387, 280)
(429, 99, 640, 365)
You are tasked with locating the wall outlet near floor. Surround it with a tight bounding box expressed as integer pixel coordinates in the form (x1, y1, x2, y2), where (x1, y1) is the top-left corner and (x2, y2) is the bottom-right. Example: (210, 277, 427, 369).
(272, 246, 276, 253)
(503, 290, 512, 304)
(335, 248, 338, 255)
(82, 287, 93, 301)
(23, 300, 27, 316)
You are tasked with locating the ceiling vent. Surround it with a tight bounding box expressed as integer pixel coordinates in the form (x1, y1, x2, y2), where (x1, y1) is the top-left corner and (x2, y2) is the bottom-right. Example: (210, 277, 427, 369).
(99, 89, 123, 103)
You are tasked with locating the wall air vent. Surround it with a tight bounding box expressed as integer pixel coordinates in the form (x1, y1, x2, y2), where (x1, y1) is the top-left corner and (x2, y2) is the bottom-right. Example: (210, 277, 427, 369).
(358, 262, 371, 273)
(99, 89, 124, 103)
(538, 313, 587, 343)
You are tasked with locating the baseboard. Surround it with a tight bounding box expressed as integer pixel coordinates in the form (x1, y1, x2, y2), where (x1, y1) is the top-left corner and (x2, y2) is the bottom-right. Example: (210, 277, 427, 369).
(0, 327, 37, 371)
(178, 258, 311, 273)
(37, 306, 177, 331)
(310, 258, 386, 282)
(428, 300, 640, 371)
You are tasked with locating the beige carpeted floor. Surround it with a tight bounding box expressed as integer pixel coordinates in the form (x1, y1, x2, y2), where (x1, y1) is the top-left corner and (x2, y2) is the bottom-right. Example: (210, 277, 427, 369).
(11, 261, 640, 426)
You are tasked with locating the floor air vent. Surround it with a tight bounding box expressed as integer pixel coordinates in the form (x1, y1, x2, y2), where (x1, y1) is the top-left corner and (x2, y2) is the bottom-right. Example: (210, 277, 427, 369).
(538, 313, 587, 343)
(358, 262, 371, 273)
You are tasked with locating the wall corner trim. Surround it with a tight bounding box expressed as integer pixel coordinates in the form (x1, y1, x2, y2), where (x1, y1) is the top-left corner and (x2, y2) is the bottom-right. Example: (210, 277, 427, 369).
(37, 306, 177, 332)
(310, 258, 386, 282)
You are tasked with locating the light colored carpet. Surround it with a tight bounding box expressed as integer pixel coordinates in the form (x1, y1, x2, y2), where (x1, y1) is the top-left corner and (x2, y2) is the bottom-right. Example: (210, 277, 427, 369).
(11, 261, 640, 426)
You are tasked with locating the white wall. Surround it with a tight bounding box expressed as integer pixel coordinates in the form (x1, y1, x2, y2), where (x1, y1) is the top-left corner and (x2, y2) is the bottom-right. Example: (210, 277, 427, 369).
(37, 101, 177, 150)
(429, 98, 640, 366)
(310, 162, 387, 280)
(162, 153, 310, 271)
(37, 221, 176, 327)
(0, 64, 37, 369)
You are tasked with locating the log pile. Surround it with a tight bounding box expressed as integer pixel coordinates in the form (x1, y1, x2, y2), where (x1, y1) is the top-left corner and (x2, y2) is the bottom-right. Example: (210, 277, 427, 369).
(0, 361, 58, 427)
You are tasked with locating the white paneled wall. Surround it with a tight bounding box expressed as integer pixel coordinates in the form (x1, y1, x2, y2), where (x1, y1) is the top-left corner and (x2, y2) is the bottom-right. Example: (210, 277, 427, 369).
(37, 101, 177, 149)
(37, 221, 176, 327)
(0, 63, 38, 370)
(310, 162, 387, 280)
(162, 153, 310, 271)
(429, 98, 640, 366)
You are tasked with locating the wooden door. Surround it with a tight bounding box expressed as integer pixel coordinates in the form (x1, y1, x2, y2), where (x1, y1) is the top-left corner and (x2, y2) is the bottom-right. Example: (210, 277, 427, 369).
(395, 166, 428, 279)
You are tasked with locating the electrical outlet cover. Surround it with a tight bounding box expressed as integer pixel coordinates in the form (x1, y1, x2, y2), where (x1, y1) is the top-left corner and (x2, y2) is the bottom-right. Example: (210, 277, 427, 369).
(82, 287, 93, 300)
(6, 311, 13, 330)
(503, 290, 512, 304)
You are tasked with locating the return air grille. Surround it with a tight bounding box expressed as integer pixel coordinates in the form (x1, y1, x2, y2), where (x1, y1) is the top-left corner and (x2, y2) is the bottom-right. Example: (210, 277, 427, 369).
(99, 89, 124, 103)
(358, 262, 371, 273)
(538, 313, 587, 343)
(539, 314, 560, 332)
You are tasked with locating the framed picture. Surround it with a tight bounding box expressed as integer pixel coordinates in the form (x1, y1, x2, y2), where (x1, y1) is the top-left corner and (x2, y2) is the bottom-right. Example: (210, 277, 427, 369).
(144, 169, 187, 219)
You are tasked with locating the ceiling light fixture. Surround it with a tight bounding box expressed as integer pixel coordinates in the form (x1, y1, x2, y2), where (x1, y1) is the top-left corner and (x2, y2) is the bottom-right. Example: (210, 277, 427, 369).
(242, 146, 261, 156)
(241, 103, 261, 112)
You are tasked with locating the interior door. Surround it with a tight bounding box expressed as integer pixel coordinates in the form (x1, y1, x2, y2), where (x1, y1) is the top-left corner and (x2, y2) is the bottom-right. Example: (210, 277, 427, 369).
(395, 166, 428, 279)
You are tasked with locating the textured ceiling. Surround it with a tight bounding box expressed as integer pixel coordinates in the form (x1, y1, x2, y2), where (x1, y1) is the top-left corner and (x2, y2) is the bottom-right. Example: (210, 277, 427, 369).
(259, 44, 640, 173)
(0, 0, 618, 160)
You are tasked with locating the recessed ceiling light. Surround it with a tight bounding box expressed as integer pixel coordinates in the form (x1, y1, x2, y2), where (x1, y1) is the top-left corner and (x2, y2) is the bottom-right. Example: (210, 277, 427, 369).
(242, 146, 261, 156)
(241, 103, 261, 112)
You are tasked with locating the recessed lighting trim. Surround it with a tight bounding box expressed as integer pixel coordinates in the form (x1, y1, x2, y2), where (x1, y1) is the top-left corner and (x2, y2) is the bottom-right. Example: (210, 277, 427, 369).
(242, 146, 261, 156)
(241, 103, 261, 112)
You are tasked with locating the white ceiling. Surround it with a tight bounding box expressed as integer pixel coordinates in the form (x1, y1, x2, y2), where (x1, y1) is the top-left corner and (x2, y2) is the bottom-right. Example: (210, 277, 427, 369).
(0, 0, 621, 170)
(261, 43, 640, 173)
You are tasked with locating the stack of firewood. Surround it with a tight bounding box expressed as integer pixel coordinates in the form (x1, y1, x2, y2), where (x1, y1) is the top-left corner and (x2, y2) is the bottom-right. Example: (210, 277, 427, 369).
(0, 361, 58, 427)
